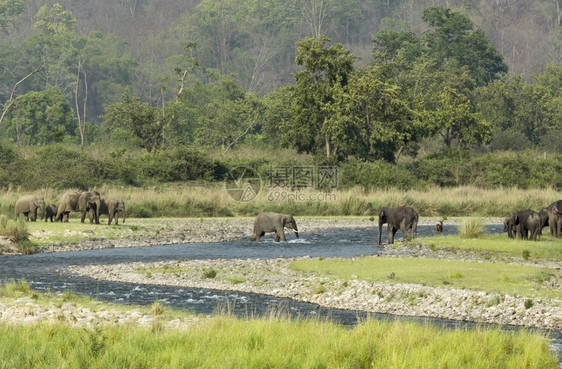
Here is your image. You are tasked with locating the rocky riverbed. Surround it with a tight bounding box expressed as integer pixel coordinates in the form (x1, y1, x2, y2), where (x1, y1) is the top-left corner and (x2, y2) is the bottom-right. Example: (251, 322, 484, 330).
(66, 253, 562, 331)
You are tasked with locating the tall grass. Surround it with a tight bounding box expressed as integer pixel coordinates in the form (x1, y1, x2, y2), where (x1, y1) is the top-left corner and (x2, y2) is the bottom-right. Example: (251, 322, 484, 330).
(1, 185, 559, 218)
(459, 218, 484, 239)
(0, 215, 36, 253)
(0, 317, 556, 368)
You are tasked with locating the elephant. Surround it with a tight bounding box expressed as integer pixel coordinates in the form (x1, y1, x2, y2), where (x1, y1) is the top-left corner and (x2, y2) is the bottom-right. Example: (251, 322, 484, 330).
(378, 207, 418, 245)
(538, 208, 549, 236)
(89, 199, 126, 225)
(45, 204, 59, 222)
(14, 195, 45, 221)
(510, 209, 540, 241)
(546, 200, 562, 237)
(249, 212, 299, 242)
(503, 217, 518, 239)
(56, 191, 101, 223)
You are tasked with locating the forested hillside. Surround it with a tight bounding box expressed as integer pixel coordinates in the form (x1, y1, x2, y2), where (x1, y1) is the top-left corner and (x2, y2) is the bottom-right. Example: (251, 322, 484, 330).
(0, 0, 561, 191)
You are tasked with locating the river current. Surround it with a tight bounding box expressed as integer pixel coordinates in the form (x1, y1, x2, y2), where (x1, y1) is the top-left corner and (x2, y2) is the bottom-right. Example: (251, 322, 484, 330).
(0, 223, 560, 363)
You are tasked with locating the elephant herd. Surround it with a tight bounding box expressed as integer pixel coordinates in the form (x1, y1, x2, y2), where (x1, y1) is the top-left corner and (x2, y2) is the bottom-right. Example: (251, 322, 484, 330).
(12, 196, 562, 243)
(503, 200, 562, 241)
(251, 202, 562, 244)
(14, 191, 126, 225)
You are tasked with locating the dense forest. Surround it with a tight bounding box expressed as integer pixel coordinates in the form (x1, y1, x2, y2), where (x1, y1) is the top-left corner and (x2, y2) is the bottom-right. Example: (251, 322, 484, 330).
(0, 0, 561, 191)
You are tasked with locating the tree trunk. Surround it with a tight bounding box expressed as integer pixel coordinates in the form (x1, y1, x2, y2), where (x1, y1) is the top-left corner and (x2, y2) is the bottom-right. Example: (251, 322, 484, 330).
(75, 57, 85, 150)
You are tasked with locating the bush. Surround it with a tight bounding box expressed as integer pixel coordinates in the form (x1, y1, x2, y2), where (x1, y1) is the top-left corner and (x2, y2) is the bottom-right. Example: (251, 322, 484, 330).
(0, 215, 29, 243)
(136, 147, 228, 182)
(341, 159, 418, 190)
(459, 218, 483, 239)
(203, 269, 217, 279)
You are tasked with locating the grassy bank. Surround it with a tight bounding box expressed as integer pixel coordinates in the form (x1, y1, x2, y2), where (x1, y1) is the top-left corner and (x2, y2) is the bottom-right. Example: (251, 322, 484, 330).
(0, 316, 557, 368)
(1, 184, 560, 217)
(290, 257, 561, 299)
(417, 234, 562, 260)
(0, 280, 557, 368)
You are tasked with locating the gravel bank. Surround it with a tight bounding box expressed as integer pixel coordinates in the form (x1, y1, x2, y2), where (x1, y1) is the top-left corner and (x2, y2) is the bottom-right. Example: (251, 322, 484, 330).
(66, 255, 562, 331)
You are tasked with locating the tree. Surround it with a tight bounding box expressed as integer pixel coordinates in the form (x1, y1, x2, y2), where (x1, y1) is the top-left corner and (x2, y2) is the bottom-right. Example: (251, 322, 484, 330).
(0, 0, 23, 33)
(435, 86, 490, 152)
(102, 93, 163, 153)
(195, 75, 262, 153)
(0, 87, 76, 146)
(283, 35, 355, 160)
(422, 6, 507, 86)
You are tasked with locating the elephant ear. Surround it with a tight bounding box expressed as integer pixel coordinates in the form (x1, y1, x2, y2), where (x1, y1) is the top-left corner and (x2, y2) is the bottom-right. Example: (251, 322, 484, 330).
(281, 216, 287, 227)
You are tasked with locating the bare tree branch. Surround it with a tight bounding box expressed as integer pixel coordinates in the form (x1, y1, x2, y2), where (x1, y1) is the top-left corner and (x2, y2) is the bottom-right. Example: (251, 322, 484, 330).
(220, 114, 259, 159)
(0, 62, 45, 128)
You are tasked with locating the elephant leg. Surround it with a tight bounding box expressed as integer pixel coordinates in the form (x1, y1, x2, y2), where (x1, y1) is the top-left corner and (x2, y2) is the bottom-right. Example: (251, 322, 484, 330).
(388, 226, 397, 244)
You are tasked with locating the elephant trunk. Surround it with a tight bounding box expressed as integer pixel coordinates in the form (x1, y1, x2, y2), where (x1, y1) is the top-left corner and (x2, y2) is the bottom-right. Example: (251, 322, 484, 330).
(378, 220, 383, 245)
(122, 204, 126, 223)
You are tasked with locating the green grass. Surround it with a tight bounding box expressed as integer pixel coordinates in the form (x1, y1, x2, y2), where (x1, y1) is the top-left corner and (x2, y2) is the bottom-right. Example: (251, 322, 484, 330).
(419, 234, 562, 260)
(0, 281, 557, 368)
(0, 317, 556, 369)
(290, 257, 561, 299)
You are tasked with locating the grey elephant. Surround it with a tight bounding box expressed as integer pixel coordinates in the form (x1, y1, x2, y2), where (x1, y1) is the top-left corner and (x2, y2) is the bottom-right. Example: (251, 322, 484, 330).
(378, 207, 418, 245)
(546, 200, 562, 237)
(510, 209, 540, 241)
(14, 195, 45, 221)
(89, 198, 126, 225)
(503, 217, 518, 239)
(250, 212, 299, 242)
(538, 208, 549, 236)
(56, 191, 101, 223)
(45, 204, 59, 222)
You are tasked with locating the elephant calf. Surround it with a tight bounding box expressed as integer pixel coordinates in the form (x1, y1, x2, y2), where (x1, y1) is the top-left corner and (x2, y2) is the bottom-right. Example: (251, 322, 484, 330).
(378, 206, 418, 245)
(45, 204, 59, 222)
(250, 212, 299, 242)
(508, 209, 540, 241)
(89, 198, 126, 225)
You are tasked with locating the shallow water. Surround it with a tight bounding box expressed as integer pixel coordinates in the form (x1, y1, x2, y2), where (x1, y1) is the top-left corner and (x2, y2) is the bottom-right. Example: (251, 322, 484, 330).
(0, 224, 560, 363)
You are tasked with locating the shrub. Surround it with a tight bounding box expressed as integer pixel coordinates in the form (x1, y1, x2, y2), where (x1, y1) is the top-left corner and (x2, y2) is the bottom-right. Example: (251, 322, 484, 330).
(0, 215, 29, 243)
(340, 159, 418, 190)
(129, 206, 153, 218)
(203, 269, 217, 279)
(524, 299, 534, 309)
(522, 250, 531, 261)
(459, 218, 483, 239)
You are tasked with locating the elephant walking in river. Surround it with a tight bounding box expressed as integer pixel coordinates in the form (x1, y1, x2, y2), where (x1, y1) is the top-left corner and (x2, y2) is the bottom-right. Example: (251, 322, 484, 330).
(378, 207, 418, 245)
(250, 212, 299, 242)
